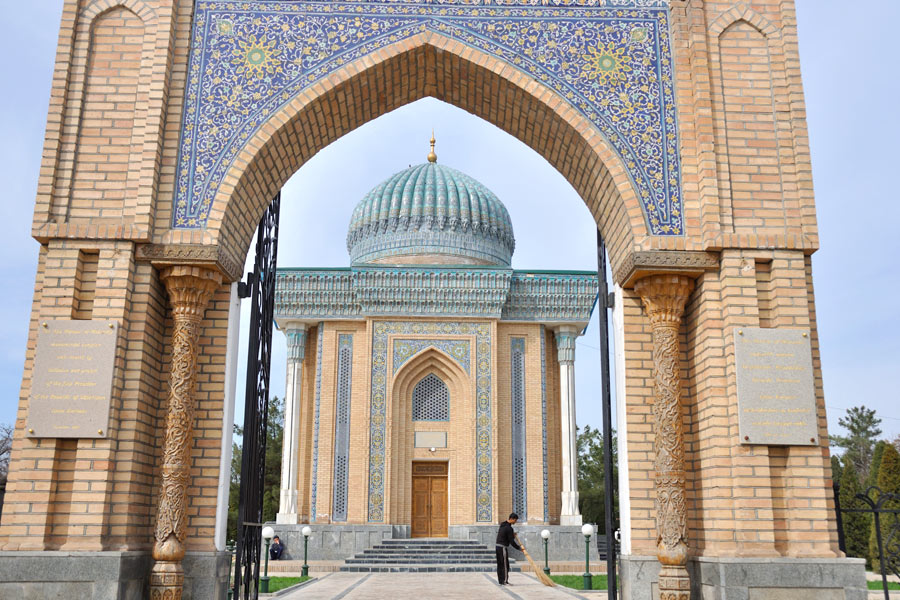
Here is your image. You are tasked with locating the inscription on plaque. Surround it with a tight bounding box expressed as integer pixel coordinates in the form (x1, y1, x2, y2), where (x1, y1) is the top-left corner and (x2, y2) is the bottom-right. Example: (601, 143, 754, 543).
(26, 320, 118, 438)
(735, 327, 817, 446)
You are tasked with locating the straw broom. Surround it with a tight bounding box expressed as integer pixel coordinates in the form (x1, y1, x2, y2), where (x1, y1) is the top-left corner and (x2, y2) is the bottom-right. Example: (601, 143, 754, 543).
(515, 534, 555, 587)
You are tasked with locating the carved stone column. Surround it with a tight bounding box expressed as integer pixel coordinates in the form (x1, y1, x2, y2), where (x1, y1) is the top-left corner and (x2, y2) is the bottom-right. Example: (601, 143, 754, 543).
(633, 274, 694, 600)
(151, 265, 223, 600)
(277, 323, 307, 524)
(555, 326, 582, 526)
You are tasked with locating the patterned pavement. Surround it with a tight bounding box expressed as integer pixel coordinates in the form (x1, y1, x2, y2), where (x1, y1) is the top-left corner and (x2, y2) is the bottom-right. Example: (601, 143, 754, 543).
(278, 571, 602, 599)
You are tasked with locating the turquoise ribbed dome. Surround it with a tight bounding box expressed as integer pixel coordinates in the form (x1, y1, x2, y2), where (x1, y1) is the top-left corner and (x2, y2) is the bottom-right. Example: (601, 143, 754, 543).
(346, 162, 516, 266)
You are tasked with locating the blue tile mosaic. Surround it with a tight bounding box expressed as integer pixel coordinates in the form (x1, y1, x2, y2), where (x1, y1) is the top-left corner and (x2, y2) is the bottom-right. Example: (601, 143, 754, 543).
(392, 338, 471, 375)
(175, 0, 683, 235)
(368, 321, 493, 522)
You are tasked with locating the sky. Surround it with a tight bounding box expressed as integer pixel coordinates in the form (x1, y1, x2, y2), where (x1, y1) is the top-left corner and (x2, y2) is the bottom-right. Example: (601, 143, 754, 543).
(1, 1, 898, 445)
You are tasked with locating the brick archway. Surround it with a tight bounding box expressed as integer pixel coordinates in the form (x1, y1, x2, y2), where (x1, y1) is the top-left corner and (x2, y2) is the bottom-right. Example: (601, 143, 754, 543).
(167, 33, 649, 280)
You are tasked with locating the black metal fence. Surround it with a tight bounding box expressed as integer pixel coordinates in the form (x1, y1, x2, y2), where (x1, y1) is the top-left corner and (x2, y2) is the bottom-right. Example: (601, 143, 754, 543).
(835, 483, 900, 600)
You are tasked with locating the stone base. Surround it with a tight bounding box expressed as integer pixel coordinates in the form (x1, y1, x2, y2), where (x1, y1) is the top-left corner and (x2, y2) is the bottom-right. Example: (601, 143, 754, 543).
(276, 512, 299, 524)
(619, 555, 867, 600)
(560, 514, 584, 526)
(0, 550, 230, 600)
(267, 524, 396, 561)
(263, 523, 606, 563)
(449, 524, 602, 563)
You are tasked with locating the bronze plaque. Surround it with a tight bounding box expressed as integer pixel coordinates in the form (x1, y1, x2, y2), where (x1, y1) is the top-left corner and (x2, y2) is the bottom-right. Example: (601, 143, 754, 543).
(26, 320, 118, 438)
(735, 327, 817, 446)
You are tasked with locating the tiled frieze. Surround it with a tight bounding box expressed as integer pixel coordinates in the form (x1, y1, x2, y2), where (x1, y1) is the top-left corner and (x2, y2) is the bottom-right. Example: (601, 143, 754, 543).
(368, 321, 493, 522)
(275, 267, 598, 322)
(175, 0, 682, 235)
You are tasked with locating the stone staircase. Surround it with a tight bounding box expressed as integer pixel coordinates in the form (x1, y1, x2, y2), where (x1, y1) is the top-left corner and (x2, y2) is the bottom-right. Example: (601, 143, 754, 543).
(339, 538, 520, 573)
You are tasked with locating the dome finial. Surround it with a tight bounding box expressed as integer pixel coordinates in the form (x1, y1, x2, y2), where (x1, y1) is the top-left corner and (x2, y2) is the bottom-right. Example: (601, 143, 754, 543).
(427, 130, 437, 163)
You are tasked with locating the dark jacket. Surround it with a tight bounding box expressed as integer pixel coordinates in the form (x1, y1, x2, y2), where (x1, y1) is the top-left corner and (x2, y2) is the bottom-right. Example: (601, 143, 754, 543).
(495, 521, 521, 550)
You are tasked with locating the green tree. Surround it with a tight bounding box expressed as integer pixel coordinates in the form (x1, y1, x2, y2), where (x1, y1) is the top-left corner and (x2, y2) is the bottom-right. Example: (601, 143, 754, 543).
(227, 396, 284, 541)
(868, 443, 900, 572)
(838, 460, 868, 560)
(577, 424, 618, 533)
(830, 455, 843, 485)
(865, 440, 888, 491)
(830, 406, 882, 481)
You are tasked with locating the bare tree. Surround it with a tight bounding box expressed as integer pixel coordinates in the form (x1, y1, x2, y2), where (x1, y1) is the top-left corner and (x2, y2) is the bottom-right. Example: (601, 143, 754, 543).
(0, 423, 13, 484)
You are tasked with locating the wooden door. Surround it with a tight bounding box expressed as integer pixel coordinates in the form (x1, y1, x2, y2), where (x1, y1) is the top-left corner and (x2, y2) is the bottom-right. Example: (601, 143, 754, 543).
(411, 462, 448, 537)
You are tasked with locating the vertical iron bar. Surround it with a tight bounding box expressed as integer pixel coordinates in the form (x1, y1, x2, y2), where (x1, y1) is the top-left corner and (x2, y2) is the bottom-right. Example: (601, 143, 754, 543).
(874, 509, 889, 600)
(597, 230, 618, 600)
(833, 482, 846, 554)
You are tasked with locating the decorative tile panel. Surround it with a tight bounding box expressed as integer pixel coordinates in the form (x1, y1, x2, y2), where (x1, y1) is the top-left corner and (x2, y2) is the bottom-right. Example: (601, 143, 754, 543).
(332, 334, 353, 521)
(393, 338, 470, 374)
(540, 325, 549, 523)
(510, 337, 527, 519)
(368, 321, 493, 522)
(311, 322, 325, 521)
(176, 0, 683, 235)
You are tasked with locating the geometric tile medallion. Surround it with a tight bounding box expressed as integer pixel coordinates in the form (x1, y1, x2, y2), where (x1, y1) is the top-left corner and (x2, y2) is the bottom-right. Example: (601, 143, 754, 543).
(368, 321, 493, 522)
(175, 0, 683, 235)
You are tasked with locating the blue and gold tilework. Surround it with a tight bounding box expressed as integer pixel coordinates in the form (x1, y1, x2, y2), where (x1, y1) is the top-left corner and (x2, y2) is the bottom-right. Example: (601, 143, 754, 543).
(392, 338, 471, 375)
(175, 0, 683, 235)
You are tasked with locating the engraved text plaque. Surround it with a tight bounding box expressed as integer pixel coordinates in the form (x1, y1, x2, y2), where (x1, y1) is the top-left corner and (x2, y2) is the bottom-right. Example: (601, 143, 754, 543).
(26, 320, 118, 438)
(735, 327, 817, 446)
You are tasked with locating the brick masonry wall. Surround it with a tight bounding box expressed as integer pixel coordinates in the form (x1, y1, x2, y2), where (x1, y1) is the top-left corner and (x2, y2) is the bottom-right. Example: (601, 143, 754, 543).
(3, 0, 839, 563)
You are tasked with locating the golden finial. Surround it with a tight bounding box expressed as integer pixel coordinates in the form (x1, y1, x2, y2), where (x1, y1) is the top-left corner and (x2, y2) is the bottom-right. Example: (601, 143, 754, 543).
(427, 131, 437, 163)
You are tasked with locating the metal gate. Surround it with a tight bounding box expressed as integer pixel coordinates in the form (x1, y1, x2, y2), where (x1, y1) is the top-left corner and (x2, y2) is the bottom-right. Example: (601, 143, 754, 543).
(835, 483, 900, 600)
(233, 194, 281, 599)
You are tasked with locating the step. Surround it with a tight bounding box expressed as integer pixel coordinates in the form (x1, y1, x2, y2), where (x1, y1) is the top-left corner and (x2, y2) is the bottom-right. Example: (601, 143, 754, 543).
(363, 548, 496, 556)
(345, 558, 508, 564)
(339, 563, 521, 573)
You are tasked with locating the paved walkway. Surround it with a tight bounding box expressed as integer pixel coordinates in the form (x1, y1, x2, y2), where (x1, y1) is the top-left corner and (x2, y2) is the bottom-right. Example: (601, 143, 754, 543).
(278, 572, 604, 599)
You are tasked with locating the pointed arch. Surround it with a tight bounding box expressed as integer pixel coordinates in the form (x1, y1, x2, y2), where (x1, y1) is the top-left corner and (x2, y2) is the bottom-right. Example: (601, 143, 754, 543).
(169, 30, 663, 281)
(387, 346, 474, 526)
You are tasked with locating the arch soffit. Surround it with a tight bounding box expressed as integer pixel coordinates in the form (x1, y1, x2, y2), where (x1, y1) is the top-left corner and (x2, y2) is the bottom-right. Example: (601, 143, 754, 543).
(203, 34, 645, 272)
(392, 347, 471, 406)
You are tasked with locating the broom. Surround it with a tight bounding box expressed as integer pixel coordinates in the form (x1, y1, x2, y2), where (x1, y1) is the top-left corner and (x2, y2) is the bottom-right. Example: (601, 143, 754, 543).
(514, 534, 556, 587)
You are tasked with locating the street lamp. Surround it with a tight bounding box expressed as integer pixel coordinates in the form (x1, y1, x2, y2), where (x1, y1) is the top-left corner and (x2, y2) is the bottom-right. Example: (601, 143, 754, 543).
(301, 526, 312, 577)
(540, 529, 551, 576)
(260, 526, 275, 593)
(581, 523, 594, 591)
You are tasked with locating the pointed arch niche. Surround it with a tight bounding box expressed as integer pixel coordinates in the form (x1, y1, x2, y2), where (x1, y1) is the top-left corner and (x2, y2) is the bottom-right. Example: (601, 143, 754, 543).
(388, 346, 474, 527)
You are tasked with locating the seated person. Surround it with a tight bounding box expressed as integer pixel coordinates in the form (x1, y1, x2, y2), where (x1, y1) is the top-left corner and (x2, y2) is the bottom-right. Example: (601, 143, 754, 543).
(269, 535, 285, 560)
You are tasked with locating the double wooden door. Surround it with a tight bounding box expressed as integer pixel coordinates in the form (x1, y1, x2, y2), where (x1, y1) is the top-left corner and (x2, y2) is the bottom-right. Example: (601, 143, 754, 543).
(411, 462, 448, 537)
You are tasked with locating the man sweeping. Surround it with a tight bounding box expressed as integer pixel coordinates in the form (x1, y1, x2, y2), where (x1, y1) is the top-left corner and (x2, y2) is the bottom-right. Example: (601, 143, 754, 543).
(495, 512, 523, 585)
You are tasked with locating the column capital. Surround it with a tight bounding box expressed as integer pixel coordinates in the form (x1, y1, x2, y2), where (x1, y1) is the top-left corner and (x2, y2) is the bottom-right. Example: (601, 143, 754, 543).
(282, 322, 308, 363)
(554, 326, 579, 364)
(160, 265, 223, 319)
(633, 274, 694, 327)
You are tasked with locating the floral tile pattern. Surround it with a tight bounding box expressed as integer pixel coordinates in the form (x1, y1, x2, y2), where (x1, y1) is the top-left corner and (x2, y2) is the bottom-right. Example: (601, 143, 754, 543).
(175, 0, 682, 235)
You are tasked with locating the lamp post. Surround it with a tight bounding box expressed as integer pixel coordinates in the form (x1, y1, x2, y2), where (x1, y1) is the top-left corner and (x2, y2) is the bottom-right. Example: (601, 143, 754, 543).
(260, 526, 275, 594)
(301, 526, 312, 577)
(540, 529, 551, 576)
(581, 523, 594, 591)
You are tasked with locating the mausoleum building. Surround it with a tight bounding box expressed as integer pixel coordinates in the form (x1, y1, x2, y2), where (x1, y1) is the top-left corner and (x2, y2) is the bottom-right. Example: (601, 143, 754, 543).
(273, 145, 598, 538)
